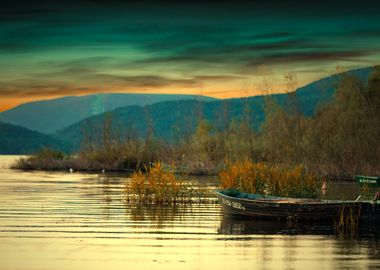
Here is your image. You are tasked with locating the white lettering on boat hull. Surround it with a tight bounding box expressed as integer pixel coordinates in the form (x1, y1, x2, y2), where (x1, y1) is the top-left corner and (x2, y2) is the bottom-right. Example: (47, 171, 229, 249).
(220, 198, 246, 210)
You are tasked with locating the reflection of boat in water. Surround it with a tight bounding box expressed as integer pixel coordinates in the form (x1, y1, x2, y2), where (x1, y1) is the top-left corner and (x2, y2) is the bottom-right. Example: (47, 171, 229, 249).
(215, 190, 380, 223)
(219, 216, 333, 235)
(218, 216, 380, 238)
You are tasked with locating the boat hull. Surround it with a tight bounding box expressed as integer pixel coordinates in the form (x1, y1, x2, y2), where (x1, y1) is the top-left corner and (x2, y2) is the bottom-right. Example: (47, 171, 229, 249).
(215, 190, 380, 222)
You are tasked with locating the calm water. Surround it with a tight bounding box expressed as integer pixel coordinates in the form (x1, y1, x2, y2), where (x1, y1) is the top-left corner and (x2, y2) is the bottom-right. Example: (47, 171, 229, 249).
(0, 156, 379, 270)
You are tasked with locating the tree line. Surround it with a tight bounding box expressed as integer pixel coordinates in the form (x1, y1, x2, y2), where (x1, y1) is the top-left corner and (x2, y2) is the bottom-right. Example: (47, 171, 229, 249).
(14, 66, 380, 178)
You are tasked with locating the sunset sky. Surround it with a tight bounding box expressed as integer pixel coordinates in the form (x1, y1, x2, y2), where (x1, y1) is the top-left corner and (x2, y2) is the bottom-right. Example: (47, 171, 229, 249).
(1, 0, 380, 112)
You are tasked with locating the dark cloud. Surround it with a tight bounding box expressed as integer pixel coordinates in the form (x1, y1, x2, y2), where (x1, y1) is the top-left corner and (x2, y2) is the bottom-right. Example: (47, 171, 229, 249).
(129, 36, 375, 70)
(349, 29, 380, 37)
(244, 50, 374, 67)
(250, 32, 295, 39)
(1, 0, 380, 26)
(0, 69, 247, 98)
(0, 73, 199, 98)
(0, 82, 94, 97)
(50, 57, 115, 69)
(0, 1, 63, 23)
(193, 75, 244, 81)
(92, 74, 197, 88)
(0, 43, 36, 53)
(0, 0, 380, 104)
(82, 0, 380, 14)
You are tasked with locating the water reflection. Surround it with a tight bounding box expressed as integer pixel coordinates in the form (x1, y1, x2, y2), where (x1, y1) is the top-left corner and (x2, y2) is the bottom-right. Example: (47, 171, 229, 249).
(219, 215, 379, 240)
(128, 204, 180, 225)
(219, 216, 333, 236)
(1, 156, 379, 270)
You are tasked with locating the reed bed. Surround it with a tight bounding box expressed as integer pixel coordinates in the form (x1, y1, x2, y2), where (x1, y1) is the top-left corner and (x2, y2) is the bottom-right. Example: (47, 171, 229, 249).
(220, 161, 320, 198)
(124, 162, 213, 204)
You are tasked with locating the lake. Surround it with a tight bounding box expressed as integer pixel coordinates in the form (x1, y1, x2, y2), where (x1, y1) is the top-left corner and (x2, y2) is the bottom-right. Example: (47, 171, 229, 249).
(0, 155, 379, 270)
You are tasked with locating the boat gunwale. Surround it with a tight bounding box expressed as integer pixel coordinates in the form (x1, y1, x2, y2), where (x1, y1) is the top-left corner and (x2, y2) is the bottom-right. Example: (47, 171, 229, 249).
(215, 190, 363, 205)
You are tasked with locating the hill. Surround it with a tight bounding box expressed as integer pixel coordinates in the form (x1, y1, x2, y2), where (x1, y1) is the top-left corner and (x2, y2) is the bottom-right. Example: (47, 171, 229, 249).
(0, 93, 216, 134)
(55, 67, 374, 151)
(0, 122, 68, 154)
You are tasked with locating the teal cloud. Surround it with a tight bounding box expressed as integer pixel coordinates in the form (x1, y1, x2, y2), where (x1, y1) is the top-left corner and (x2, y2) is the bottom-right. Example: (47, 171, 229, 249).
(0, 0, 380, 98)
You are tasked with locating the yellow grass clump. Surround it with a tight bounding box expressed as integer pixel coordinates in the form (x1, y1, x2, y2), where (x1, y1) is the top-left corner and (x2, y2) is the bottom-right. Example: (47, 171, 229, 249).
(220, 161, 320, 198)
(125, 162, 188, 204)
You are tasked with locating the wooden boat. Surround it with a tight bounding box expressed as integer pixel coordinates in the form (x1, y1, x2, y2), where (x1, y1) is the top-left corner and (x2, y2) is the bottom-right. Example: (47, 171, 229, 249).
(355, 175, 380, 187)
(215, 189, 380, 222)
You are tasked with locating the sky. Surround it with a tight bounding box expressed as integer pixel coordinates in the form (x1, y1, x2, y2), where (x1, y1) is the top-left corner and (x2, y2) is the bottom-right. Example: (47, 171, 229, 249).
(1, 0, 380, 112)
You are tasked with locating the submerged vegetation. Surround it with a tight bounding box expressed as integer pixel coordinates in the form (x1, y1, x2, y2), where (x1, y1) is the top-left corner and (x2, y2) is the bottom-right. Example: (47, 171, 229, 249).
(220, 161, 320, 198)
(12, 66, 380, 180)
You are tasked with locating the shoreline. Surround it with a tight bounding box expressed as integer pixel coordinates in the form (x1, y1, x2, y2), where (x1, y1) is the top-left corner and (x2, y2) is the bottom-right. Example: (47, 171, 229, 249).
(10, 158, 363, 181)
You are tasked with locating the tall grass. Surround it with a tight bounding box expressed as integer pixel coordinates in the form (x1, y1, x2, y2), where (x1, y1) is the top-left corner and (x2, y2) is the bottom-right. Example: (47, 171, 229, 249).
(220, 161, 320, 198)
(125, 162, 191, 204)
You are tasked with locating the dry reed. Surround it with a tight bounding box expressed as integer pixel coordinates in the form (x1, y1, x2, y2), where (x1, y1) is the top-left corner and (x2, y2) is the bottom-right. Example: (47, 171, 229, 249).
(220, 161, 320, 198)
(125, 162, 191, 204)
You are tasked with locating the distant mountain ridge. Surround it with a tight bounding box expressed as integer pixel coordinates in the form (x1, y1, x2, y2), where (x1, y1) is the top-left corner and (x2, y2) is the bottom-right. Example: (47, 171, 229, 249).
(0, 93, 216, 134)
(0, 66, 375, 154)
(54, 66, 374, 151)
(0, 122, 67, 154)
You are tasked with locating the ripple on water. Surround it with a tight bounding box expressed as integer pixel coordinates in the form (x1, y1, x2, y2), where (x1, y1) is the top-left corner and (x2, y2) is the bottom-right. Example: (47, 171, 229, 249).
(0, 155, 379, 270)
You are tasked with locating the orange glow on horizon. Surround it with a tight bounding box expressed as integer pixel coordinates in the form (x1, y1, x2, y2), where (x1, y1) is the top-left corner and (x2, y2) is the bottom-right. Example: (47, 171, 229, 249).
(0, 82, 295, 113)
(0, 103, 17, 113)
(0, 98, 36, 113)
(0, 96, 70, 113)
